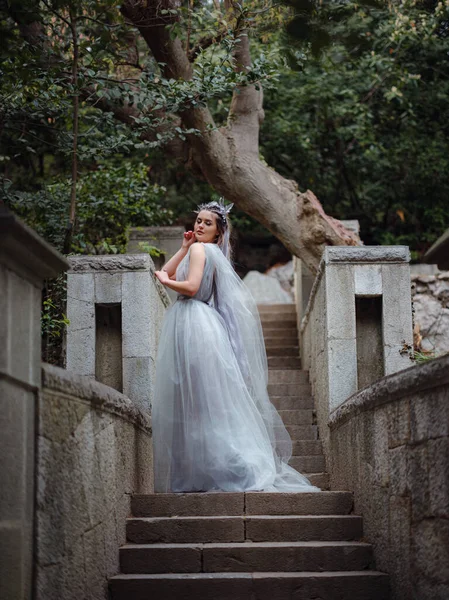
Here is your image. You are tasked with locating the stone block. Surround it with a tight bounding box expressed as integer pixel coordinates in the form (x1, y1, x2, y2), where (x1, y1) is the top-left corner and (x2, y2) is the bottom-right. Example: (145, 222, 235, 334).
(103, 508, 120, 579)
(407, 445, 430, 522)
(9, 271, 34, 384)
(411, 518, 449, 585)
(428, 437, 449, 518)
(328, 338, 358, 412)
(123, 357, 152, 412)
(83, 524, 107, 600)
(127, 517, 245, 544)
(325, 264, 356, 339)
(388, 496, 412, 599)
(245, 491, 353, 516)
(67, 297, 95, 332)
(202, 541, 373, 573)
(66, 327, 95, 376)
(131, 493, 244, 518)
(67, 272, 95, 302)
(120, 544, 202, 574)
(0, 381, 29, 519)
(410, 388, 449, 443)
(387, 399, 410, 448)
(381, 264, 414, 375)
(354, 264, 382, 296)
(389, 446, 408, 497)
(95, 272, 122, 304)
(122, 272, 152, 357)
(325, 245, 410, 264)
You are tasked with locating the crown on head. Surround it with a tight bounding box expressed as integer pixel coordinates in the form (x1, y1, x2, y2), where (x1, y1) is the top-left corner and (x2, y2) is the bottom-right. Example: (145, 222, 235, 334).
(194, 198, 234, 226)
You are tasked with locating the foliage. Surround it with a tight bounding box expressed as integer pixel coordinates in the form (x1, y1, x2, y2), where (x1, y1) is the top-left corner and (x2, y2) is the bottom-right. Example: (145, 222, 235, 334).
(3, 161, 171, 253)
(260, 0, 449, 257)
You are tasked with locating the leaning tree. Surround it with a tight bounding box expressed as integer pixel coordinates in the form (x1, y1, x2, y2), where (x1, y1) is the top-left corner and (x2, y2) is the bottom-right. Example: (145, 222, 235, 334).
(4, 0, 360, 272)
(118, 0, 360, 272)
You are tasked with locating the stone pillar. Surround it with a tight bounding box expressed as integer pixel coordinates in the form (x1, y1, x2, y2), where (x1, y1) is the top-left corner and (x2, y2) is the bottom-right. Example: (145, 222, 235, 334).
(304, 246, 414, 414)
(0, 207, 68, 600)
(294, 220, 360, 323)
(66, 254, 170, 412)
(127, 226, 185, 302)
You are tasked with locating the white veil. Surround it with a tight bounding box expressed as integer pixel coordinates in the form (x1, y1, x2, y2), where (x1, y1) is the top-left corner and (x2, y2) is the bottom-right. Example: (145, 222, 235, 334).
(207, 244, 319, 491)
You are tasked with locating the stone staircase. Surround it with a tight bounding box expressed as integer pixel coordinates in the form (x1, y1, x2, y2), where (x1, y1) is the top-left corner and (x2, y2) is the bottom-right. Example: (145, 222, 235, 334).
(260, 303, 327, 488)
(109, 303, 389, 599)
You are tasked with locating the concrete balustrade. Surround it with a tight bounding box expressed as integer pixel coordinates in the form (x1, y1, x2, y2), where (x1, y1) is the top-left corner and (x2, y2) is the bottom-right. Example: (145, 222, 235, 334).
(66, 255, 170, 413)
(0, 207, 69, 600)
(298, 245, 414, 457)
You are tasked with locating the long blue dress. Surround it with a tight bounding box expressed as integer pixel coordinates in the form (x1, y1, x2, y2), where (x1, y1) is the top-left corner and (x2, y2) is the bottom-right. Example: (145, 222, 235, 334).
(152, 241, 320, 493)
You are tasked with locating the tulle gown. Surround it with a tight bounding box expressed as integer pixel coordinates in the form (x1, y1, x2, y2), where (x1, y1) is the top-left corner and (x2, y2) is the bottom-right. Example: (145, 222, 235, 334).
(152, 241, 320, 493)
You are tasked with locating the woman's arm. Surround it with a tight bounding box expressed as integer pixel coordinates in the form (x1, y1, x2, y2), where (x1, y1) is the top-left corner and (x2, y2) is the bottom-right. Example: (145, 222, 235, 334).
(161, 231, 196, 277)
(155, 243, 206, 296)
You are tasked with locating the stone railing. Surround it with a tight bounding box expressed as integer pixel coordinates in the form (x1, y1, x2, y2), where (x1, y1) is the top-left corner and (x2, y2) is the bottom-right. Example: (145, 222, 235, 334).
(66, 254, 170, 413)
(0, 207, 69, 600)
(329, 354, 449, 600)
(298, 246, 414, 459)
(36, 364, 153, 600)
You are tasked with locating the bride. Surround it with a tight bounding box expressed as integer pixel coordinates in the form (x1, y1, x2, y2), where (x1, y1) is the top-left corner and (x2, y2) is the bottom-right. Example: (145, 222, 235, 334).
(153, 199, 319, 494)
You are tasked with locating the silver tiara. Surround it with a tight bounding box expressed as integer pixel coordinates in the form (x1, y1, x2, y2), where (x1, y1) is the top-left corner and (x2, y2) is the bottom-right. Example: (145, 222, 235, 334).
(194, 198, 234, 225)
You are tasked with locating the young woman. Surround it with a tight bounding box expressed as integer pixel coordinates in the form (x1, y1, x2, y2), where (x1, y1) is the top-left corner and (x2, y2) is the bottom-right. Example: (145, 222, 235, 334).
(153, 200, 320, 493)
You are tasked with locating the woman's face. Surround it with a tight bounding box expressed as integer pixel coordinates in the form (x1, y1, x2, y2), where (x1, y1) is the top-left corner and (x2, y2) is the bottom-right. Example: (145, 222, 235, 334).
(194, 210, 219, 243)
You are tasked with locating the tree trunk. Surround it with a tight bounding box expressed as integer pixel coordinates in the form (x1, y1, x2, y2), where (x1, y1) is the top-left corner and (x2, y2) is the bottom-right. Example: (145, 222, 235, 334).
(121, 0, 359, 273)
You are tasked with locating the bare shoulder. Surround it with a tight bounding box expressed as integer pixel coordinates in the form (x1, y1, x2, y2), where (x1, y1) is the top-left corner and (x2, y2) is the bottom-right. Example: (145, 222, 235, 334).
(189, 242, 206, 256)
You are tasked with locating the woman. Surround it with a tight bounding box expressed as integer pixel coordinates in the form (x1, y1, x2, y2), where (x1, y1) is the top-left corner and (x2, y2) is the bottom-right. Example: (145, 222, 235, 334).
(153, 199, 319, 493)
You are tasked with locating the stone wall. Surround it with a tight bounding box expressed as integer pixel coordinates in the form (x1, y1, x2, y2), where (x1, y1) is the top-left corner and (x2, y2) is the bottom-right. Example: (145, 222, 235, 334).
(412, 271, 449, 356)
(299, 246, 414, 461)
(329, 354, 449, 600)
(36, 364, 153, 600)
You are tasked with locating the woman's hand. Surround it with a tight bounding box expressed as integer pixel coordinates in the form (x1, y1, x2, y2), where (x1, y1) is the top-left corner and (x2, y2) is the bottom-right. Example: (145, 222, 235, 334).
(154, 270, 170, 286)
(181, 230, 196, 250)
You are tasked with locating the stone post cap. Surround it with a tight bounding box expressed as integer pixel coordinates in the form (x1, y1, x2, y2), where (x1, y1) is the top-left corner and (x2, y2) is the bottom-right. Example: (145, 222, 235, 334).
(324, 246, 410, 264)
(68, 253, 156, 273)
(0, 204, 69, 283)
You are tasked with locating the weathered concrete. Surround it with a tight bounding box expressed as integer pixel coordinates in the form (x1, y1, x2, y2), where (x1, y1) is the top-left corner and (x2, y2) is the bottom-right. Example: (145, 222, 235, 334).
(0, 207, 68, 600)
(36, 364, 153, 600)
(299, 245, 414, 461)
(66, 255, 169, 412)
(329, 354, 449, 600)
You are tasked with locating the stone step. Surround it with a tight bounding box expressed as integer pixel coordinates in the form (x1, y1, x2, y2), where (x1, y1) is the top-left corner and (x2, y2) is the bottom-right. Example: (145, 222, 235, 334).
(265, 346, 299, 357)
(268, 357, 301, 369)
(110, 571, 390, 600)
(291, 440, 323, 455)
(269, 396, 313, 410)
(285, 424, 317, 440)
(131, 491, 353, 518)
(289, 455, 326, 473)
(267, 383, 310, 396)
(268, 370, 309, 384)
(258, 303, 296, 313)
(126, 515, 363, 544)
(264, 337, 299, 347)
(278, 409, 313, 425)
(260, 312, 297, 321)
(119, 541, 374, 574)
(259, 304, 295, 312)
(263, 329, 298, 339)
(262, 322, 297, 331)
(304, 473, 329, 489)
